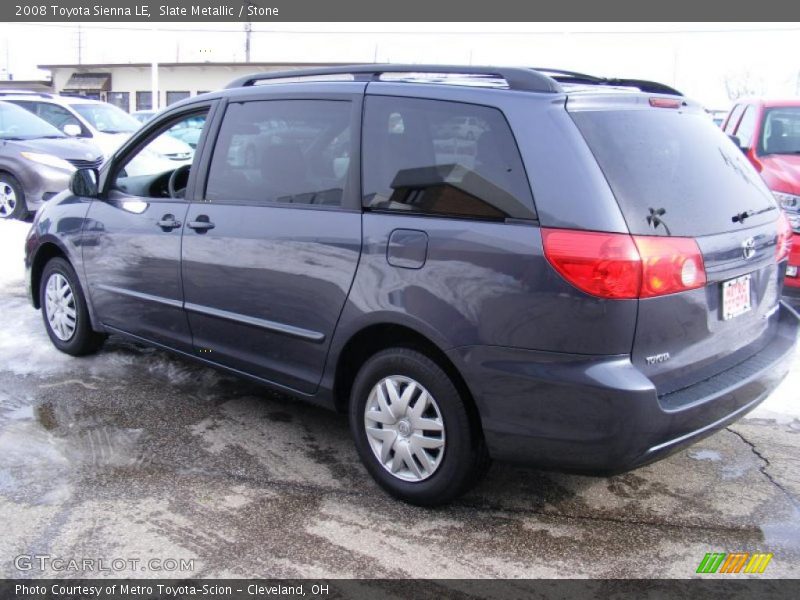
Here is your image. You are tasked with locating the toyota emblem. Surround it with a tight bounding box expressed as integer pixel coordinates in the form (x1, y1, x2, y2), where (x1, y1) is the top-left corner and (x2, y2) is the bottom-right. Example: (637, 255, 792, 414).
(742, 237, 756, 260)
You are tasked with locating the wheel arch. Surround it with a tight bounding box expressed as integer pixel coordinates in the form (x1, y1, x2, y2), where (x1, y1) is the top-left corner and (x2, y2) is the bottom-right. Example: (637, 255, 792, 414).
(30, 242, 69, 309)
(331, 322, 485, 438)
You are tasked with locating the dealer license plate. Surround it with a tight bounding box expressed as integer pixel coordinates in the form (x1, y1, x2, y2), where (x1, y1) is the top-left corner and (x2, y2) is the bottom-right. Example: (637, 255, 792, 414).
(787, 265, 798, 278)
(722, 274, 752, 320)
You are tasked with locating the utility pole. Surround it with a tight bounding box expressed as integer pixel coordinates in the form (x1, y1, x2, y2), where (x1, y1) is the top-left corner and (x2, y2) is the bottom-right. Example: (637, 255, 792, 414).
(243, 1, 255, 62)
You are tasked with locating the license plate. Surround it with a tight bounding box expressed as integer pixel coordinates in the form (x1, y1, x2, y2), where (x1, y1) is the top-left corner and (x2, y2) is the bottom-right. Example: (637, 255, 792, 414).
(722, 274, 752, 320)
(788, 265, 798, 278)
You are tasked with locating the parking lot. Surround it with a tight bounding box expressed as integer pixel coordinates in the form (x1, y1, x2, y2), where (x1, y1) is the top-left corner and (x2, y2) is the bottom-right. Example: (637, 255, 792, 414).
(1, 218, 799, 579)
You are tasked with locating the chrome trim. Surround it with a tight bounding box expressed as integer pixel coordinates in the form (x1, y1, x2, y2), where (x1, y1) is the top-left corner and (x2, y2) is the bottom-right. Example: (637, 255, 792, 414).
(184, 302, 325, 343)
(95, 284, 183, 309)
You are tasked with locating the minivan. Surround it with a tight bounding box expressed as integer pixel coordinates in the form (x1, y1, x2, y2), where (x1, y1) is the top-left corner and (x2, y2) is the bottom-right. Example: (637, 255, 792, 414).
(25, 66, 798, 505)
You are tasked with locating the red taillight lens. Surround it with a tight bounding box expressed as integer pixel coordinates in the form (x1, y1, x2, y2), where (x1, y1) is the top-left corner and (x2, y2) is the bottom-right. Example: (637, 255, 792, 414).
(541, 229, 642, 299)
(542, 228, 707, 300)
(633, 235, 706, 298)
(776, 212, 793, 262)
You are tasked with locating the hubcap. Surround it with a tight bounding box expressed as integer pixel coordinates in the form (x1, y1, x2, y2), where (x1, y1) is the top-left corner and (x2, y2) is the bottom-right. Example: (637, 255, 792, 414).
(44, 273, 77, 341)
(0, 181, 17, 218)
(364, 375, 445, 482)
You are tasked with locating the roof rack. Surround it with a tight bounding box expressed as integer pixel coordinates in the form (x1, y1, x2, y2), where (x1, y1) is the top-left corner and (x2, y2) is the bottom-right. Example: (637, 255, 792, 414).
(0, 89, 54, 98)
(532, 68, 683, 96)
(226, 64, 563, 93)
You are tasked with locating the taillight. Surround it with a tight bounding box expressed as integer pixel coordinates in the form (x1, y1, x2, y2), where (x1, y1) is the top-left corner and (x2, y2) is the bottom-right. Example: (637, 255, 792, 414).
(633, 235, 706, 298)
(776, 212, 793, 262)
(542, 228, 707, 300)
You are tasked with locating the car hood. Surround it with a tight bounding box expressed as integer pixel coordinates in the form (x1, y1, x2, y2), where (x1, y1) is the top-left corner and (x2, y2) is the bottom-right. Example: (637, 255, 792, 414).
(2, 136, 103, 161)
(94, 131, 192, 159)
(760, 153, 800, 194)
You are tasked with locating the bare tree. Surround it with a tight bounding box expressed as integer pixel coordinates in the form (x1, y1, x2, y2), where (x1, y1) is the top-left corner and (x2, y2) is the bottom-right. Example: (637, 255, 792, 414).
(724, 69, 765, 101)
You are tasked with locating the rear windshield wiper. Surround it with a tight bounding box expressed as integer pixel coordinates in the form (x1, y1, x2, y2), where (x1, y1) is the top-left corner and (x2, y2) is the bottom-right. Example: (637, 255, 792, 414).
(732, 205, 776, 223)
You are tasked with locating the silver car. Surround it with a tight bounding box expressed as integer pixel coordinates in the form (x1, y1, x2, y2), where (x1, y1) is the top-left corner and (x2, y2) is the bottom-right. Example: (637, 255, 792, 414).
(0, 100, 103, 219)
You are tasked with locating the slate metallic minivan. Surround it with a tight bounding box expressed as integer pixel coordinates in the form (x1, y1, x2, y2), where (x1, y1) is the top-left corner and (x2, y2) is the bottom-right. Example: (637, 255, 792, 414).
(25, 66, 799, 505)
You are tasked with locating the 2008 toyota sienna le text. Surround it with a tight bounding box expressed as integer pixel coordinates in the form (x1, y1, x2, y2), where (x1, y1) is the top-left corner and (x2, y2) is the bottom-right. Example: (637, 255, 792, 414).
(24, 66, 799, 505)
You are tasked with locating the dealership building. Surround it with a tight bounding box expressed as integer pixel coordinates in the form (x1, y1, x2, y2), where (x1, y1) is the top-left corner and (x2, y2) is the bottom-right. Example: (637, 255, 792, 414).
(28, 61, 356, 112)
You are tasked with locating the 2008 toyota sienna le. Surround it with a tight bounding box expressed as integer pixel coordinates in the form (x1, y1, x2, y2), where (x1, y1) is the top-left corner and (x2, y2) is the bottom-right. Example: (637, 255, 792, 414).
(24, 66, 799, 505)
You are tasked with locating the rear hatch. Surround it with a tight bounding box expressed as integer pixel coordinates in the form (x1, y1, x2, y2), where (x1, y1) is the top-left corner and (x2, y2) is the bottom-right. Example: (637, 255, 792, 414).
(569, 95, 784, 396)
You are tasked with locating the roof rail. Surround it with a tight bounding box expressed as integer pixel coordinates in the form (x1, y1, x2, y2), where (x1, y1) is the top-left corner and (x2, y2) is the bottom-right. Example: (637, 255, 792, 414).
(226, 64, 563, 93)
(0, 89, 53, 98)
(532, 68, 683, 96)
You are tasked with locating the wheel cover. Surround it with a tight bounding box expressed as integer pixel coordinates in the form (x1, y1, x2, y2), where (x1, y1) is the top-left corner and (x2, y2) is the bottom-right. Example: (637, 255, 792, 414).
(0, 181, 17, 218)
(44, 273, 77, 341)
(364, 375, 445, 482)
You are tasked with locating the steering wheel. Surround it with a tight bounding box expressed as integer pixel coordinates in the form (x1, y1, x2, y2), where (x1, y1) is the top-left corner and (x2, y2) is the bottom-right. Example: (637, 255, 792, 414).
(168, 164, 192, 199)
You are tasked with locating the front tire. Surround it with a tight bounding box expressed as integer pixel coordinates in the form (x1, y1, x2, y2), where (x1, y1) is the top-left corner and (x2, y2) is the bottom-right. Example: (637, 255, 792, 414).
(39, 257, 104, 356)
(349, 348, 489, 506)
(0, 172, 28, 220)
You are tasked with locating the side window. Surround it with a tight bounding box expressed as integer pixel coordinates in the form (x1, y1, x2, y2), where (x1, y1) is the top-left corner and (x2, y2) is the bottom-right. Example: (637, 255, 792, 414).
(205, 100, 352, 207)
(734, 105, 758, 148)
(724, 104, 744, 135)
(13, 101, 85, 135)
(111, 111, 208, 199)
(362, 96, 535, 220)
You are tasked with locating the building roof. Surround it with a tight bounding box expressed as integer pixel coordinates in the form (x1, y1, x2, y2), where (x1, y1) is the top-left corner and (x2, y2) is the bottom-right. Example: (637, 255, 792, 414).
(39, 61, 368, 70)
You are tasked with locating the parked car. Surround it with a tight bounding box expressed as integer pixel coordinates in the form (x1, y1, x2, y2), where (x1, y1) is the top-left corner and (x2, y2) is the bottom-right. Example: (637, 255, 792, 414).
(0, 92, 193, 165)
(24, 65, 798, 505)
(707, 109, 728, 127)
(723, 99, 800, 305)
(131, 109, 157, 124)
(0, 100, 103, 220)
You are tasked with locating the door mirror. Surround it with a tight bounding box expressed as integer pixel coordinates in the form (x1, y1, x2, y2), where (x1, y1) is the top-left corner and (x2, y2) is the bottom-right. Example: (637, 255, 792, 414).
(63, 123, 82, 137)
(70, 168, 99, 197)
(727, 135, 746, 152)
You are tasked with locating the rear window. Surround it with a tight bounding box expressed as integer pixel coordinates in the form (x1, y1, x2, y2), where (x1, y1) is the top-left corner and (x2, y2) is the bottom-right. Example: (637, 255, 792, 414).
(571, 108, 776, 237)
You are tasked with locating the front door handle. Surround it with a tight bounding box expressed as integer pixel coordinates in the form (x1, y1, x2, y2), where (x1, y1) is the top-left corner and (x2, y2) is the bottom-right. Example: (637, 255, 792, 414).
(157, 214, 182, 231)
(187, 216, 215, 232)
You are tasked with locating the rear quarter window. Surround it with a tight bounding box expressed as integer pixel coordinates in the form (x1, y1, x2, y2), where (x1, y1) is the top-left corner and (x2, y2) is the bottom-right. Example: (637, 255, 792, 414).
(362, 96, 535, 220)
(571, 108, 777, 237)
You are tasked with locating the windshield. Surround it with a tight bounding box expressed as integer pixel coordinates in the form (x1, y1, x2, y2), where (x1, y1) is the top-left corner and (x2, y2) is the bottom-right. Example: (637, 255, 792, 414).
(759, 107, 800, 156)
(571, 107, 776, 237)
(71, 103, 139, 134)
(0, 101, 66, 140)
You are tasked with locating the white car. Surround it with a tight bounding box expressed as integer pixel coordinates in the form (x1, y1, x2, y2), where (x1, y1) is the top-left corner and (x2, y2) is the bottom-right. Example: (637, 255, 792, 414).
(0, 92, 192, 172)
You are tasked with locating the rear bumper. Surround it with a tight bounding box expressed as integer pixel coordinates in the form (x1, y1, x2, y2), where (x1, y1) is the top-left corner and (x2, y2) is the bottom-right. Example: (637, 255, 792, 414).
(448, 302, 799, 473)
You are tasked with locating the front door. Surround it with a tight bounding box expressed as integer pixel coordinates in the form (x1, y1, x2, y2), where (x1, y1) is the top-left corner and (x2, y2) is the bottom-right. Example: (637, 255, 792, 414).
(83, 107, 212, 351)
(181, 93, 363, 394)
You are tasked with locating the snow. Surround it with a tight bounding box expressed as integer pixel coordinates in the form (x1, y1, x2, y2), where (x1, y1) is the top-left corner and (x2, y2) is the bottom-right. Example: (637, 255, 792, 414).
(0, 217, 798, 420)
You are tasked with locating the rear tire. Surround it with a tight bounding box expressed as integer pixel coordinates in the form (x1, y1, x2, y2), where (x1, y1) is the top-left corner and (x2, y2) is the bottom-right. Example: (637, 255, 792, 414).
(349, 347, 489, 506)
(0, 172, 28, 220)
(39, 257, 104, 356)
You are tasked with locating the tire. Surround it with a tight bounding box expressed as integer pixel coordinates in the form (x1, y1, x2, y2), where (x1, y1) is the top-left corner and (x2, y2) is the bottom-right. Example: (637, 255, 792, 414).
(349, 347, 490, 506)
(39, 257, 105, 356)
(0, 172, 28, 220)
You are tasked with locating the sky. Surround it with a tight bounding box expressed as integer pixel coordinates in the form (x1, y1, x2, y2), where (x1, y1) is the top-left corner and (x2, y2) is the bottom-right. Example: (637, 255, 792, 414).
(0, 22, 798, 109)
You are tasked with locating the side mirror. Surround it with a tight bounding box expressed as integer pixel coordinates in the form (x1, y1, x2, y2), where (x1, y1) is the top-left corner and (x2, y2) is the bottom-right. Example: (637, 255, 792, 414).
(69, 168, 99, 197)
(63, 123, 81, 137)
(728, 135, 748, 153)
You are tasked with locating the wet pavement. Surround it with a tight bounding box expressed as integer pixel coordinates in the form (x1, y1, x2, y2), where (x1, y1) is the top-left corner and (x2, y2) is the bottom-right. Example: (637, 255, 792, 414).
(1, 219, 799, 578)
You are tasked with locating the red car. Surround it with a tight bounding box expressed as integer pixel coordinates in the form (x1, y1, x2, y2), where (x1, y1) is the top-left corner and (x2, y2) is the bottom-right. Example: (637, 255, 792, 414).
(723, 98, 800, 304)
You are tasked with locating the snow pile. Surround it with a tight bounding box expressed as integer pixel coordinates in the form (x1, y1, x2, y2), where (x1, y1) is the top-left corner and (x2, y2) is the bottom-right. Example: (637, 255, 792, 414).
(0, 219, 30, 288)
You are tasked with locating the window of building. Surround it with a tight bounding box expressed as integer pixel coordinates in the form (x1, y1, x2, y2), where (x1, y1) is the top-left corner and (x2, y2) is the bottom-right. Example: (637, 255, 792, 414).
(205, 100, 352, 208)
(166, 91, 190, 106)
(136, 91, 153, 111)
(107, 92, 130, 112)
